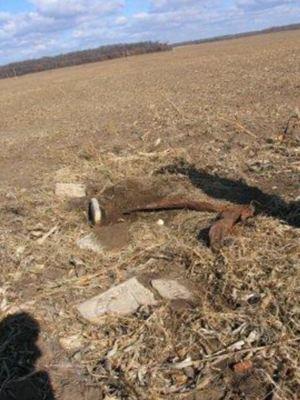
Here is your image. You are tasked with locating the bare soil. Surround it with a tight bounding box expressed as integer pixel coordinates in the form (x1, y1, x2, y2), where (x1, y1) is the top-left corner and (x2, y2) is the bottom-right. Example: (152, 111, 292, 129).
(0, 30, 299, 400)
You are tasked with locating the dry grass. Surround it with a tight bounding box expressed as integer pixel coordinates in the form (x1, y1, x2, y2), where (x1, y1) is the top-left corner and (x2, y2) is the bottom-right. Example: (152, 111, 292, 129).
(0, 30, 299, 399)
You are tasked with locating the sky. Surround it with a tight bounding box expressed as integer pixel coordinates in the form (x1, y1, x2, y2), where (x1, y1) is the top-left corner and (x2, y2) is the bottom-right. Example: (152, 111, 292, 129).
(0, 0, 299, 65)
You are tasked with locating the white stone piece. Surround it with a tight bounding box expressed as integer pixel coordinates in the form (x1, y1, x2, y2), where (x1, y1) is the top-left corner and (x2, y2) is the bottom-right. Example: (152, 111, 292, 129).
(59, 335, 83, 353)
(55, 183, 86, 198)
(151, 279, 192, 300)
(77, 234, 103, 254)
(77, 278, 157, 322)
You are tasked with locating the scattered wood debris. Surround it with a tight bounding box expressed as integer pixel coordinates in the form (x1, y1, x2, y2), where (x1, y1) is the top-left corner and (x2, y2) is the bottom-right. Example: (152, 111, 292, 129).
(122, 197, 255, 251)
(37, 225, 59, 245)
(55, 183, 86, 198)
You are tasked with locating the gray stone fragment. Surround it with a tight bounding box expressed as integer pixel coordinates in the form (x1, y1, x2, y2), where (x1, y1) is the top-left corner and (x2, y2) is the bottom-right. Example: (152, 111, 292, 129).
(151, 279, 192, 300)
(55, 183, 86, 198)
(77, 278, 157, 323)
(77, 234, 103, 254)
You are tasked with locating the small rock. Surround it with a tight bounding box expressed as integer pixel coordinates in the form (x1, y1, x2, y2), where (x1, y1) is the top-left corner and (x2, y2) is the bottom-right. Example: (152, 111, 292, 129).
(69, 255, 85, 268)
(77, 234, 104, 254)
(73, 352, 82, 362)
(154, 138, 162, 147)
(75, 265, 86, 278)
(16, 246, 26, 257)
(157, 219, 165, 226)
(247, 330, 259, 344)
(55, 183, 86, 198)
(184, 366, 195, 379)
(59, 335, 83, 353)
(151, 279, 193, 300)
(77, 277, 157, 323)
(69, 256, 86, 277)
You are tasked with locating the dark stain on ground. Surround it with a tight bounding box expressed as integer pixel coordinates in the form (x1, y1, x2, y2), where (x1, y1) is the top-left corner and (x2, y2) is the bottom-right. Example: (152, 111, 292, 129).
(94, 222, 131, 251)
(95, 178, 175, 224)
(156, 160, 300, 228)
(66, 179, 178, 252)
(0, 312, 56, 400)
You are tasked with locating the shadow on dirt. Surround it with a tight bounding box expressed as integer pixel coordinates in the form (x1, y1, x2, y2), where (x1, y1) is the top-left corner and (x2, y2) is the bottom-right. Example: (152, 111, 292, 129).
(157, 160, 300, 228)
(0, 312, 56, 400)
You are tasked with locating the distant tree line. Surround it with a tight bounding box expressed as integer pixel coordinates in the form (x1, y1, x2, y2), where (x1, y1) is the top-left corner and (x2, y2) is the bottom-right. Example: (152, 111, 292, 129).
(173, 23, 300, 47)
(0, 41, 171, 79)
(1, 23, 299, 80)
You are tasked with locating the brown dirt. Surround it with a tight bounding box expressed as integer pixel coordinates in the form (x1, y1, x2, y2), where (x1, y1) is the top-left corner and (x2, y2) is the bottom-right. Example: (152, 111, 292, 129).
(0, 30, 299, 400)
(94, 223, 131, 251)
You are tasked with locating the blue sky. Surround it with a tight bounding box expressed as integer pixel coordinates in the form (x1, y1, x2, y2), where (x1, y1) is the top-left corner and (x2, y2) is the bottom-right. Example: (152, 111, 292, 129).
(0, 0, 299, 65)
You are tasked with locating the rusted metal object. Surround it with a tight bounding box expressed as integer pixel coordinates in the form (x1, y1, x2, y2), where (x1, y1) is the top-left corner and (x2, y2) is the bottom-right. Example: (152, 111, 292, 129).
(123, 198, 224, 214)
(123, 198, 255, 251)
(209, 204, 255, 251)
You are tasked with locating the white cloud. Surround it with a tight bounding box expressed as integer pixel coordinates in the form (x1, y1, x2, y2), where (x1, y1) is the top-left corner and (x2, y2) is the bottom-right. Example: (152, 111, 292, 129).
(115, 16, 128, 26)
(151, 0, 205, 11)
(235, 0, 298, 11)
(29, 0, 124, 18)
(0, 0, 299, 65)
(0, 1, 126, 63)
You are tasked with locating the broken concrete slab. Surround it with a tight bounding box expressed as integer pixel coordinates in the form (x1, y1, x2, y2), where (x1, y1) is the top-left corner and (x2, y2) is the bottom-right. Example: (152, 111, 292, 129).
(77, 277, 156, 323)
(151, 279, 193, 301)
(77, 234, 103, 254)
(55, 183, 86, 198)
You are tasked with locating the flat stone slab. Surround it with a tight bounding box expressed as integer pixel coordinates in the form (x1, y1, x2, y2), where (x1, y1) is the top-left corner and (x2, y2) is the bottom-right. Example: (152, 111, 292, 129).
(77, 234, 104, 254)
(55, 183, 86, 198)
(77, 278, 157, 323)
(151, 279, 193, 300)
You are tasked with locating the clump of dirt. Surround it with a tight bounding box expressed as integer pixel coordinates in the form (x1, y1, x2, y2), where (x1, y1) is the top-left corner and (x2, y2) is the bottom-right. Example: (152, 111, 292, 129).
(89, 178, 181, 223)
(89, 178, 190, 251)
(94, 223, 131, 251)
(88, 177, 192, 228)
(99, 179, 164, 223)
